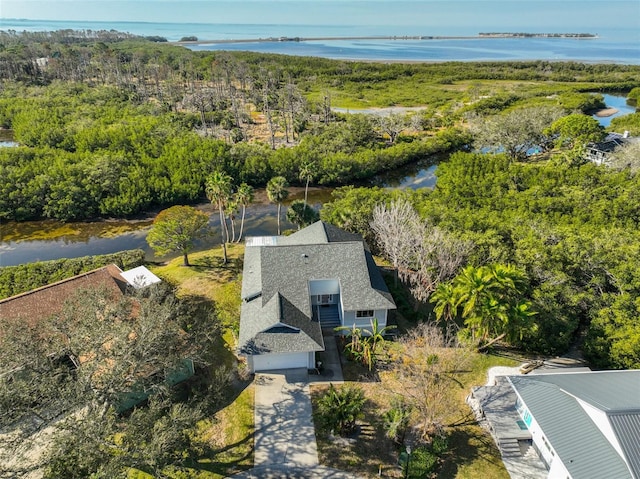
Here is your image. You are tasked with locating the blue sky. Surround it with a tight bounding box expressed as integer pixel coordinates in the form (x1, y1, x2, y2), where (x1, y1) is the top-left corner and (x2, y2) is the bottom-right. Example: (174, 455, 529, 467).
(2, 0, 630, 23)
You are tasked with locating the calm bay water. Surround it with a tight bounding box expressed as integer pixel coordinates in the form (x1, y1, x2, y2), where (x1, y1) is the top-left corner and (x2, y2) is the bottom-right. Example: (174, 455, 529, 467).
(2, 1, 639, 63)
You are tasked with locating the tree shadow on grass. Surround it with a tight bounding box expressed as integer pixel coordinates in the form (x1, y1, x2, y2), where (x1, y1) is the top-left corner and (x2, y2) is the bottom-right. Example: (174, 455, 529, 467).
(190, 252, 244, 276)
(438, 425, 507, 478)
(186, 430, 255, 476)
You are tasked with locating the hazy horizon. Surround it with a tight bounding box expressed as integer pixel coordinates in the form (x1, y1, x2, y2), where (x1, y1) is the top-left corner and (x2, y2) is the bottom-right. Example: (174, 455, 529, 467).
(3, 0, 638, 27)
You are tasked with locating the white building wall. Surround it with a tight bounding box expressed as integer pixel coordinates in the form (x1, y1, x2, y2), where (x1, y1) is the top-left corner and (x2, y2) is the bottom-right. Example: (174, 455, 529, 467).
(576, 398, 626, 459)
(514, 394, 559, 472)
(342, 309, 388, 331)
(309, 279, 340, 304)
(548, 457, 571, 479)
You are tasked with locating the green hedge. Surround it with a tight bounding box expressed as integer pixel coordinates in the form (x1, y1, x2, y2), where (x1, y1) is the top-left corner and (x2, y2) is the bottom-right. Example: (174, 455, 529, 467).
(0, 249, 145, 300)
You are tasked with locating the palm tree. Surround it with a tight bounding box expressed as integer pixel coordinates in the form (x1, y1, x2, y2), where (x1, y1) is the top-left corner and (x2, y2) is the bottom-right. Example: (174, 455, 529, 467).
(452, 265, 496, 319)
(489, 263, 526, 293)
(448, 264, 535, 346)
(430, 282, 458, 322)
(317, 384, 365, 436)
(205, 171, 233, 264)
(266, 176, 289, 235)
(336, 318, 396, 371)
(226, 197, 238, 243)
(286, 199, 319, 230)
(235, 183, 254, 243)
(298, 160, 315, 210)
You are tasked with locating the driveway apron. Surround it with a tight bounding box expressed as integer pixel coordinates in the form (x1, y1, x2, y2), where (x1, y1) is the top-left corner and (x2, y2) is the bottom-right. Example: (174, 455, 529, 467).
(254, 368, 319, 467)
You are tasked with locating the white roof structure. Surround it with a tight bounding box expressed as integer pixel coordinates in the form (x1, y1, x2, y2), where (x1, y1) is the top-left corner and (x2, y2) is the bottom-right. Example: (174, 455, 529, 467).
(120, 266, 162, 289)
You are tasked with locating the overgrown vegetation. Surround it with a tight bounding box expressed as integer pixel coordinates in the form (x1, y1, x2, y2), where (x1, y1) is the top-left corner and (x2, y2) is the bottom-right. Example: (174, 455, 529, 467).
(3, 28, 640, 479)
(1, 31, 638, 222)
(1, 245, 251, 479)
(311, 331, 517, 478)
(323, 151, 640, 369)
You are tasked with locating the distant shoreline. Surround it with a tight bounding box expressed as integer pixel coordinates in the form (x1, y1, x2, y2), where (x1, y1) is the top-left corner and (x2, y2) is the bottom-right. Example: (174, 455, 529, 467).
(173, 32, 598, 46)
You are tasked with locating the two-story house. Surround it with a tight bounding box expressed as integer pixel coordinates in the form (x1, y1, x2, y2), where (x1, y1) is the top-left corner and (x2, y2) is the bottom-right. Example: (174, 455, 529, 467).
(239, 221, 396, 373)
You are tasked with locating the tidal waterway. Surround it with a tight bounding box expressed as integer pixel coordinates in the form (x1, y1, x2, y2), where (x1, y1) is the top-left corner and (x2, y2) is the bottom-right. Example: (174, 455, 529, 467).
(0, 92, 634, 267)
(0, 160, 438, 266)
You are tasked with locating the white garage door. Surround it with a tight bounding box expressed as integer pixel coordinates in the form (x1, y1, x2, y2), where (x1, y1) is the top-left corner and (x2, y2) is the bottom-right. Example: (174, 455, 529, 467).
(252, 352, 309, 372)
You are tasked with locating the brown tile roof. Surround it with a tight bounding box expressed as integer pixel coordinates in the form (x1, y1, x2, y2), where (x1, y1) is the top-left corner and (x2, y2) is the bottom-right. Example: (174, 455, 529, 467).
(0, 264, 128, 327)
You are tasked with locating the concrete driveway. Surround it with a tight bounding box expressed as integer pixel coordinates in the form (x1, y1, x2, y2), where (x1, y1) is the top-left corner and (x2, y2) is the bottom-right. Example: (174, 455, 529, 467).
(230, 464, 358, 478)
(228, 340, 360, 478)
(253, 368, 319, 468)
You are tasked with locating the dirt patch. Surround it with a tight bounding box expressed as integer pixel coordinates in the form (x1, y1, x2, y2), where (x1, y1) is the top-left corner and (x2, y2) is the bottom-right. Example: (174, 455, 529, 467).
(594, 107, 619, 117)
(332, 106, 428, 116)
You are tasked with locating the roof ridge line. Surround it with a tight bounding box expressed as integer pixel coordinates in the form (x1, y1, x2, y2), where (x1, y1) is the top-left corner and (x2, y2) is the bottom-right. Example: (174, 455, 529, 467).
(0, 264, 123, 304)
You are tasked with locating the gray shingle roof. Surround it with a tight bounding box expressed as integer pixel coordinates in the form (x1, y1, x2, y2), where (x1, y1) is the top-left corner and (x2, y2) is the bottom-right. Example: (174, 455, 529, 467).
(509, 371, 640, 479)
(278, 220, 367, 246)
(260, 242, 394, 313)
(239, 221, 395, 355)
(240, 242, 262, 301)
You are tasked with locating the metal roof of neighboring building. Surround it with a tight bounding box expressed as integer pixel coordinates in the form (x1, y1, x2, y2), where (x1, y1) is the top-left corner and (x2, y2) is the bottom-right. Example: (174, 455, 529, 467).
(509, 371, 640, 479)
(609, 412, 640, 479)
(524, 370, 640, 411)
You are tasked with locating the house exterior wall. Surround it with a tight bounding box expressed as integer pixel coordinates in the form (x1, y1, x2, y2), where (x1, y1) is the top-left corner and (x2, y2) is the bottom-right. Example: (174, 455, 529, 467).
(342, 309, 388, 331)
(576, 398, 625, 459)
(548, 456, 571, 479)
(515, 395, 558, 471)
(309, 279, 340, 304)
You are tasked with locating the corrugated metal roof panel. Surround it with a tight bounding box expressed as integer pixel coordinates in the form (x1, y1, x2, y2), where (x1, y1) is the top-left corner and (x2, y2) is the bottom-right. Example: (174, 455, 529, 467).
(510, 376, 633, 479)
(609, 412, 640, 479)
(526, 370, 640, 411)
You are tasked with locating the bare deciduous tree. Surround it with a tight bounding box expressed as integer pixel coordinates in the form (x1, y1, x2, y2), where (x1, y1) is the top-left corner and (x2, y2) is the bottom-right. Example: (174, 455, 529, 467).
(371, 199, 472, 302)
(470, 106, 564, 160)
(371, 199, 421, 285)
(405, 224, 472, 305)
(375, 113, 409, 143)
(392, 322, 473, 441)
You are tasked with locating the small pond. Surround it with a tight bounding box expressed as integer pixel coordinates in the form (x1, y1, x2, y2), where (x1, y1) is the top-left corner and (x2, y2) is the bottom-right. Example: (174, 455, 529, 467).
(594, 94, 637, 127)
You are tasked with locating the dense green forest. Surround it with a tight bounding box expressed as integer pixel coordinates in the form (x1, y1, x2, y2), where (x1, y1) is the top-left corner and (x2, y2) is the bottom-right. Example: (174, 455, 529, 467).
(1, 31, 639, 221)
(321, 152, 640, 369)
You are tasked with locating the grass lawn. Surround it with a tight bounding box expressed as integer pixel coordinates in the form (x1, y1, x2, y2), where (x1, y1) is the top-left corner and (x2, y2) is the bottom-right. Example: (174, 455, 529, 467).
(149, 244, 254, 478)
(190, 384, 255, 478)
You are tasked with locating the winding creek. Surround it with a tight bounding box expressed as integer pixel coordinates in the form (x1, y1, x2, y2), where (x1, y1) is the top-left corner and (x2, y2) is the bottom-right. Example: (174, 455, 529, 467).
(0, 93, 634, 267)
(0, 159, 438, 266)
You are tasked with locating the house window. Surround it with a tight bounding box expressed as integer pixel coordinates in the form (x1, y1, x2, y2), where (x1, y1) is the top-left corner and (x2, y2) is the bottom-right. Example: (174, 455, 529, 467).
(356, 310, 374, 318)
